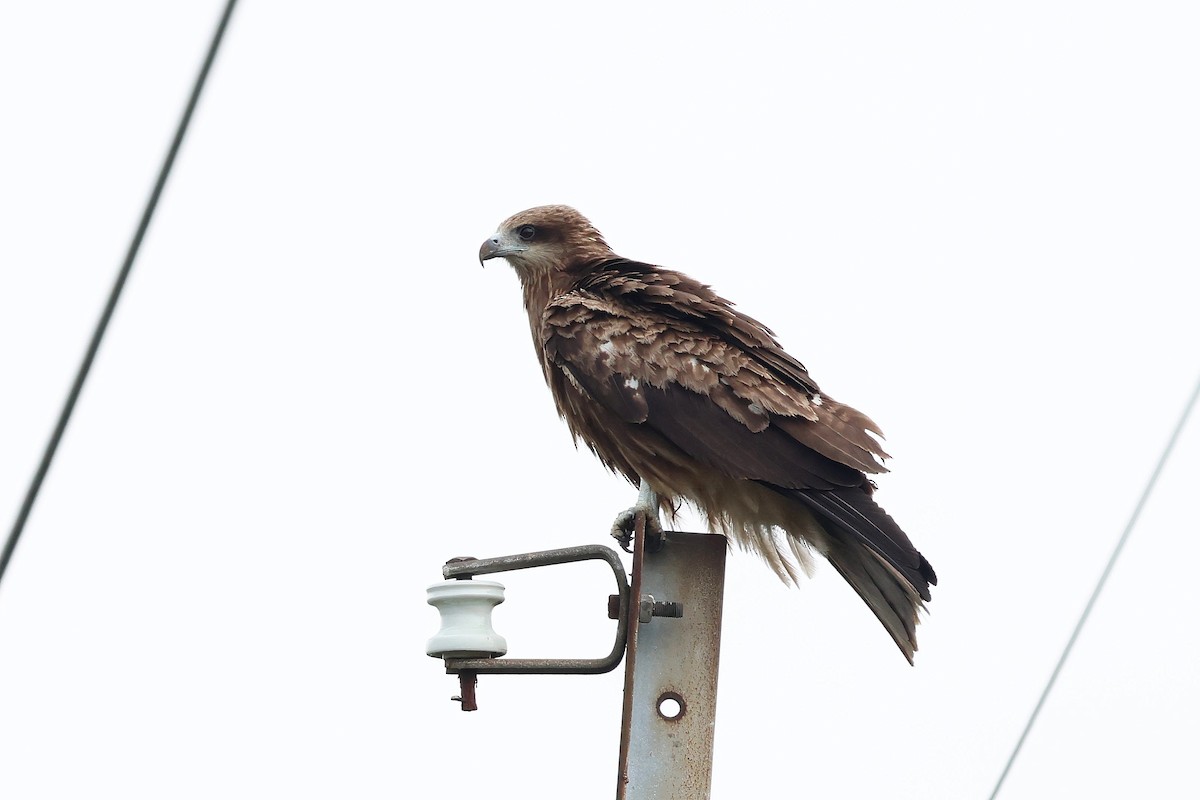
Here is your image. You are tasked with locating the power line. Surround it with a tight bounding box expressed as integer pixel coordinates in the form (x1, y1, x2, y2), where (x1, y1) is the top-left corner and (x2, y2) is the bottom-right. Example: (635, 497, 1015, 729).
(988, 371, 1200, 799)
(0, 0, 239, 591)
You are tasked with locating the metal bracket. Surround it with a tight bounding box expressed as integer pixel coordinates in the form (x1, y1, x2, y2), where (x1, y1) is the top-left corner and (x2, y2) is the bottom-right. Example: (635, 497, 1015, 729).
(441, 544, 630, 676)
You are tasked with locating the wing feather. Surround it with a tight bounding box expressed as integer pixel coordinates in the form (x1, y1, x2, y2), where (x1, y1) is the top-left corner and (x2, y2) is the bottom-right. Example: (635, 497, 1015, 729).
(544, 259, 877, 489)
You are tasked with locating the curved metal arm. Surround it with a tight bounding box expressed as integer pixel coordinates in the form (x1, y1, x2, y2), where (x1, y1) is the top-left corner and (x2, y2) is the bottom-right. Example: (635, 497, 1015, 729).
(441, 544, 630, 675)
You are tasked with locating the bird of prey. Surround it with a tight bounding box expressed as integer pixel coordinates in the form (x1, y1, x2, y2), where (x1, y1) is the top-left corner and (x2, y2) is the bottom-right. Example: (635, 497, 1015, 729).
(479, 205, 936, 662)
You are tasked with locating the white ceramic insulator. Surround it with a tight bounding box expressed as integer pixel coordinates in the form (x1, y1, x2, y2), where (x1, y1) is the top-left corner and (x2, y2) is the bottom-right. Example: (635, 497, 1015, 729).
(425, 579, 508, 658)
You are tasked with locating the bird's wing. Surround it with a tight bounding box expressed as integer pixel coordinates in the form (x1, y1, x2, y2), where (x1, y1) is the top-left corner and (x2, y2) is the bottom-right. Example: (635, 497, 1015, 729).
(542, 260, 934, 605)
(542, 260, 886, 490)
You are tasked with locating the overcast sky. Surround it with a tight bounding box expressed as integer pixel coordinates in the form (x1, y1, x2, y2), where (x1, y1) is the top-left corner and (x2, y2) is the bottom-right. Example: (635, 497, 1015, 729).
(2, 2, 1198, 798)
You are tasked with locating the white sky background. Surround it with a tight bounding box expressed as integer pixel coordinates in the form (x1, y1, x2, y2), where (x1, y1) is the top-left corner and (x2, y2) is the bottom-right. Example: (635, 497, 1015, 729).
(1, 2, 1197, 797)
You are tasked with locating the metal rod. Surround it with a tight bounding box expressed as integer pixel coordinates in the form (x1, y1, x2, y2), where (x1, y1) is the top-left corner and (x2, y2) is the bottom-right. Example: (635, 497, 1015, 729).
(615, 510, 648, 798)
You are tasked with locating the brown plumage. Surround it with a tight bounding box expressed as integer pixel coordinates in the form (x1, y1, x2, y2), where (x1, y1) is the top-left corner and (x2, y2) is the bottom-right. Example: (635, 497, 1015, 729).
(480, 205, 936, 662)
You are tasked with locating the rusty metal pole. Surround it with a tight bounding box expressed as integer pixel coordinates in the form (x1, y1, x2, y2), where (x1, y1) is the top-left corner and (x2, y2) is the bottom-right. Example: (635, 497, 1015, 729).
(616, 519, 727, 799)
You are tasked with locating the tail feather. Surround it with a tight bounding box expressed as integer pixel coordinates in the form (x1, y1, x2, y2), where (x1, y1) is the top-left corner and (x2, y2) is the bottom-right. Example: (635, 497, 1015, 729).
(823, 537, 925, 663)
(788, 486, 936, 662)
(793, 487, 936, 599)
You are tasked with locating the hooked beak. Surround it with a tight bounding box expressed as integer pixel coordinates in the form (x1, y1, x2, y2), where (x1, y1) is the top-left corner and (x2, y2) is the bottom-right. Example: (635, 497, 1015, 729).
(478, 233, 528, 267)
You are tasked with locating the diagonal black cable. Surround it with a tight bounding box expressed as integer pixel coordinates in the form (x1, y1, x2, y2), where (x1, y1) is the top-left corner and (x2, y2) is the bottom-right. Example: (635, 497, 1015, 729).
(0, 0, 239, 591)
(988, 371, 1200, 799)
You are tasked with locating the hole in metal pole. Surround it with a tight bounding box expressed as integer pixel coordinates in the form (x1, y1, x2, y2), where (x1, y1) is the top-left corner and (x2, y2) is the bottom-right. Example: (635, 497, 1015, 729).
(656, 691, 685, 721)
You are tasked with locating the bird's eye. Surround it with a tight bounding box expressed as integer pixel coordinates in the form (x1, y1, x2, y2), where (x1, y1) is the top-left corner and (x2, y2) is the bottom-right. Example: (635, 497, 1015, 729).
(517, 225, 537, 242)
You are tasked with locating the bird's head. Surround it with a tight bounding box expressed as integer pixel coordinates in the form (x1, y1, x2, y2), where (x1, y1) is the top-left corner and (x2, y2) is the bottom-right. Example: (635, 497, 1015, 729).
(479, 205, 614, 277)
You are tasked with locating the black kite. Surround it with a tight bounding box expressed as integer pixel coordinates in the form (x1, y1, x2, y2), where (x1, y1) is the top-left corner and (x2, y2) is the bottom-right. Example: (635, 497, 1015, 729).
(480, 205, 936, 662)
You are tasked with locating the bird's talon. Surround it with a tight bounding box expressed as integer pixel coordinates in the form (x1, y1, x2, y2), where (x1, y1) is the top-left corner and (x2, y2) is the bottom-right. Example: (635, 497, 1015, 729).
(610, 510, 637, 552)
(610, 500, 663, 554)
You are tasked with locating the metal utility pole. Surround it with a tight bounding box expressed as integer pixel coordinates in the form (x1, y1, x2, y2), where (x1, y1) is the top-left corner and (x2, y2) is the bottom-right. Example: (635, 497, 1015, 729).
(616, 519, 727, 799)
